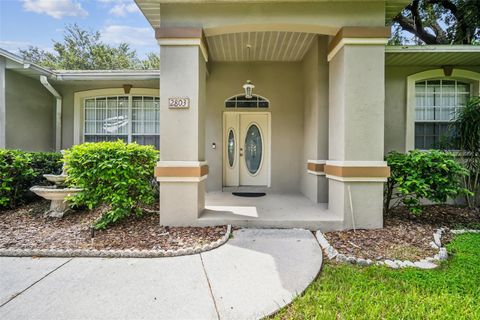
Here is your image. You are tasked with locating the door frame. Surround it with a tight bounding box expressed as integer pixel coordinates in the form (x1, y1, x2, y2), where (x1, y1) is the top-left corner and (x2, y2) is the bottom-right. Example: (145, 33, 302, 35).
(222, 111, 271, 188)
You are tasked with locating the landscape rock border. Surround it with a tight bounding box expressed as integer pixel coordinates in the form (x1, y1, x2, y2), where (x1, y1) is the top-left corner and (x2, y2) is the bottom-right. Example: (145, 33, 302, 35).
(316, 228, 479, 270)
(0, 225, 232, 258)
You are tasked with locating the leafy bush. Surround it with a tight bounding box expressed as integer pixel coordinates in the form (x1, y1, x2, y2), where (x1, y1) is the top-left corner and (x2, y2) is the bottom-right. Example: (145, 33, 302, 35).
(64, 141, 158, 229)
(453, 96, 480, 208)
(30, 151, 64, 185)
(384, 150, 470, 214)
(0, 150, 63, 209)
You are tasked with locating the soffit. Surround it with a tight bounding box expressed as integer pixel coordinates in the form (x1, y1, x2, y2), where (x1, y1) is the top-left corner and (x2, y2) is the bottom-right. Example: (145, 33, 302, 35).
(206, 31, 316, 61)
(386, 46, 480, 67)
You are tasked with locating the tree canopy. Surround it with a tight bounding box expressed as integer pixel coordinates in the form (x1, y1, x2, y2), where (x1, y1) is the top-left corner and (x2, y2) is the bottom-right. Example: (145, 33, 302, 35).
(391, 0, 480, 45)
(20, 24, 159, 70)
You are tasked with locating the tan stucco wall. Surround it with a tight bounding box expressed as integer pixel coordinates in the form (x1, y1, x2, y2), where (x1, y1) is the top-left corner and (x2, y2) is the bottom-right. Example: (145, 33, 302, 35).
(159, 2, 386, 33)
(329, 45, 386, 161)
(5, 70, 55, 151)
(300, 36, 329, 202)
(384, 66, 480, 154)
(54, 79, 159, 149)
(205, 62, 304, 193)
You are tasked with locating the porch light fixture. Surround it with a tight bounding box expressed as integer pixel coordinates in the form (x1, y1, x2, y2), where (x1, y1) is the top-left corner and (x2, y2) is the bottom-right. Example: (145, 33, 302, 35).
(243, 80, 255, 99)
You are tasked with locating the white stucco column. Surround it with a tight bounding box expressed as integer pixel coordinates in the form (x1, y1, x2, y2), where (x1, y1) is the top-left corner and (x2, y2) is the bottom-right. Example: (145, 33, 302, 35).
(327, 27, 391, 229)
(0, 56, 6, 149)
(155, 28, 209, 226)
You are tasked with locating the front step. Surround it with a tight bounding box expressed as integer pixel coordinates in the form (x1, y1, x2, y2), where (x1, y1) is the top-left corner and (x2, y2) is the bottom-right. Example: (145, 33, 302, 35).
(197, 208, 344, 232)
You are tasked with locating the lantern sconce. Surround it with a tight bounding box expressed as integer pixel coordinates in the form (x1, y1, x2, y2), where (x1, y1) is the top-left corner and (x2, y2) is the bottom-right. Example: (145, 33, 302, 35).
(243, 80, 255, 99)
(123, 84, 133, 94)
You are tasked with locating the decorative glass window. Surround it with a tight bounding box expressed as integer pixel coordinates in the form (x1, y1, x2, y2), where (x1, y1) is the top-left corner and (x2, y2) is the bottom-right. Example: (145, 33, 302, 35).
(83, 95, 160, 149)
(227, 129, 235, 168)
(225, 94, 269, 108)
(415, 80, 470, 149)
(244, 124, 263, 175)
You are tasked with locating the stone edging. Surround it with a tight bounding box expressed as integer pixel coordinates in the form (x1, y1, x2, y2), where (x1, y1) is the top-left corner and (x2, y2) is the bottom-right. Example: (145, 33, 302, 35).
(0, 225, 232, 258)
(315, 228, 479, 270)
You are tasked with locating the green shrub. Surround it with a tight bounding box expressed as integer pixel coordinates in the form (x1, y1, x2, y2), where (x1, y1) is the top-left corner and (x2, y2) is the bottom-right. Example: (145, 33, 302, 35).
(29, 152, 64, 185)
(0, 150, 63, 209)
(384, 150, 470, 214)
(64, 141, 158, 229)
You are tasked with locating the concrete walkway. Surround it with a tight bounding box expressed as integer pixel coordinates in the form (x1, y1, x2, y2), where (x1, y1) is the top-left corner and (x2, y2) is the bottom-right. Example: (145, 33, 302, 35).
(0, 229, 322, 320)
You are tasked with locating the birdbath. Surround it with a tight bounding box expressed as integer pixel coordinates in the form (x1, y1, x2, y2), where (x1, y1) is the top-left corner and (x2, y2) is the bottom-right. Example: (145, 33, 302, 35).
(30, 151, 82, 218)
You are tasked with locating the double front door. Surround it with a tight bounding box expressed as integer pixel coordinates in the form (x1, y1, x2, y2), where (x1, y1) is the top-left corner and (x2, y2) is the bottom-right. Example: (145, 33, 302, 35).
(223, 112, 270, 187)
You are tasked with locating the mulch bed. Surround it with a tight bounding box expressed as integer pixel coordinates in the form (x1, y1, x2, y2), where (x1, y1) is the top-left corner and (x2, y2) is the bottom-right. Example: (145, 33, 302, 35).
(0, 200, 227, 251)
(324, 205, 480, 261)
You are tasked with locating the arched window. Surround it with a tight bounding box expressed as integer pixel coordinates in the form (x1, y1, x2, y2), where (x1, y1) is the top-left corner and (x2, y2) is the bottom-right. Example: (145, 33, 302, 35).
(414, 79, 470, 149)
(225, 94, 269, 109)
(406, 69, 480, 151)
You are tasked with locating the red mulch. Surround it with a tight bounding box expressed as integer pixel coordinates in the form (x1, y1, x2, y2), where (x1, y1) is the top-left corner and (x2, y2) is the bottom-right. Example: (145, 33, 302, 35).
(0, 200, 227, 251)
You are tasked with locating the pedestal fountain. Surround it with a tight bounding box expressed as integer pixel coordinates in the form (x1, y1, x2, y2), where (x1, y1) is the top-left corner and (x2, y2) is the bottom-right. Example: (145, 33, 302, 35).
(30, 152, 82, 218)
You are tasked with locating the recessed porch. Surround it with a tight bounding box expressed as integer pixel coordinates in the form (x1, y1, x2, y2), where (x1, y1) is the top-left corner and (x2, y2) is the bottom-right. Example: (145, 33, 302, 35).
(199, 192, 343, 231)
(156, 24, 390, 231)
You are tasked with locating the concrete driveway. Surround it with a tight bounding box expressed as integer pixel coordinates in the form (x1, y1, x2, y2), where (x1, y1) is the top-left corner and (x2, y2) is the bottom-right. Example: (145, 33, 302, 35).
(0, 229, 322, 320)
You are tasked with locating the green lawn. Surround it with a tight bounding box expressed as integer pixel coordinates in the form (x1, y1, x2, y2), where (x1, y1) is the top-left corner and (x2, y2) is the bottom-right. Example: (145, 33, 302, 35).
(273, 233, 480, 320)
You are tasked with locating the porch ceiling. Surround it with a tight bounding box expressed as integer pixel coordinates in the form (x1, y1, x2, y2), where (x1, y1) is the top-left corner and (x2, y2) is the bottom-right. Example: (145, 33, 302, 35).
(206, 31, 316, 62)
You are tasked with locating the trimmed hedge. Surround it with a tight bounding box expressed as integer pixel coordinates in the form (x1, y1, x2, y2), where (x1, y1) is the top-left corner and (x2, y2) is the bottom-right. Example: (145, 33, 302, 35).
(0, 150, 63, 209)
(64, 141, 158, 229)
(384, 150, 470, 214)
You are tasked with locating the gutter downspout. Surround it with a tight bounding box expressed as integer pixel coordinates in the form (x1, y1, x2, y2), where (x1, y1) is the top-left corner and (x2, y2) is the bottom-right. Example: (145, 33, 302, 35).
(40, 76, 62, 151)
(0, 56, 5, 149)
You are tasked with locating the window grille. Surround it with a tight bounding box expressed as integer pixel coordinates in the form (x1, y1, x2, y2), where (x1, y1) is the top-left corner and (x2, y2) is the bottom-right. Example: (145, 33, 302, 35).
(414, 80, 470, 150)
(225, 94, 269, 108)
(83, 95, 160, 149)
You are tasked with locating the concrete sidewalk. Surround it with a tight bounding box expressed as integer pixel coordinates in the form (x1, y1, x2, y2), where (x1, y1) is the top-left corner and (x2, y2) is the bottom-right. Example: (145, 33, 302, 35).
(0, 229, 322, 320)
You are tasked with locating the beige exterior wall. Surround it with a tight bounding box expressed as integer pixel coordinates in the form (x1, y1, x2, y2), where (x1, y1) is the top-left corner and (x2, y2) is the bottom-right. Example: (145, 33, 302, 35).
(329, 45, 385, 161)
(5, 70, 55, 151)
(159, 2, 386, 33)
(384, 66, 480, 154)
(328, 43, 387, 229)
(300, 36, 329, 202)
(205, 61, 304, 193)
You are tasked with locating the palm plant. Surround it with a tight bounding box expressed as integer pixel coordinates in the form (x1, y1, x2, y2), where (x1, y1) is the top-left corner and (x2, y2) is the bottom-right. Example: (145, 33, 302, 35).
(454, 96, 480, 209)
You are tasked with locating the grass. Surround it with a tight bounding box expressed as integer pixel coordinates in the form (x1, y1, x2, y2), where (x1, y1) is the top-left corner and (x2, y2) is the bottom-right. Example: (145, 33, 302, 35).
(272, 233, 480, 320)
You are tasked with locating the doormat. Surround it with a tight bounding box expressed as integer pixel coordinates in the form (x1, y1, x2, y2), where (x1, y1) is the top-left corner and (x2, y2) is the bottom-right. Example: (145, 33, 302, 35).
(232, 192, 266, 197)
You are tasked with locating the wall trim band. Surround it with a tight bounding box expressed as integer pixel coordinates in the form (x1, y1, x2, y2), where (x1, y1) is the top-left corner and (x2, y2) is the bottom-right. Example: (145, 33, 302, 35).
(307, 160, 326, 176)
(327, 26, 390, 61)
(154, 164, 209, 181)
(325, 164, 390, 178)
(156, 27, 209, 62)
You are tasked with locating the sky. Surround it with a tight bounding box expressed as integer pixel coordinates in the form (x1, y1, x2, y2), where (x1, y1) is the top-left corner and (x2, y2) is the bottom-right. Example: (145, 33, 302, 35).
(0, 0, 158, 59)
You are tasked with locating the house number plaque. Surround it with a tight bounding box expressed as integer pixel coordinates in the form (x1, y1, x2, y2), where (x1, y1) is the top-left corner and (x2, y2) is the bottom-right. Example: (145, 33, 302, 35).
(168, 97, 190, 109)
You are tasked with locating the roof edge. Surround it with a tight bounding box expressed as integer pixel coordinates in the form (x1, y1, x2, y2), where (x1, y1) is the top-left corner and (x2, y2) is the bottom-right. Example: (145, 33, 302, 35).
(386, 45, 480, 53)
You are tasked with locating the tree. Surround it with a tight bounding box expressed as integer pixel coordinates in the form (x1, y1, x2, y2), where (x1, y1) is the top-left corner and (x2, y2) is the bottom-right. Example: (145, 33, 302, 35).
(453, 97, 480, 209)
(19, 24, 158, 70)
(392, 0, 480, 45)
(140, 52, 160, 70)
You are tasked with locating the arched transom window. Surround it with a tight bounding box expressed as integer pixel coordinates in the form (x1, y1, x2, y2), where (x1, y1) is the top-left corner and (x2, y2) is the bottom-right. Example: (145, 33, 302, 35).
(415, 79, 470, 149)
(225, 94, 269, 108)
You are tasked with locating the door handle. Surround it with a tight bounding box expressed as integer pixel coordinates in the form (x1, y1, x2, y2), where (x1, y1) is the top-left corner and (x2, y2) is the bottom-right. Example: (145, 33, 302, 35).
(240, 147, 243, 157)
